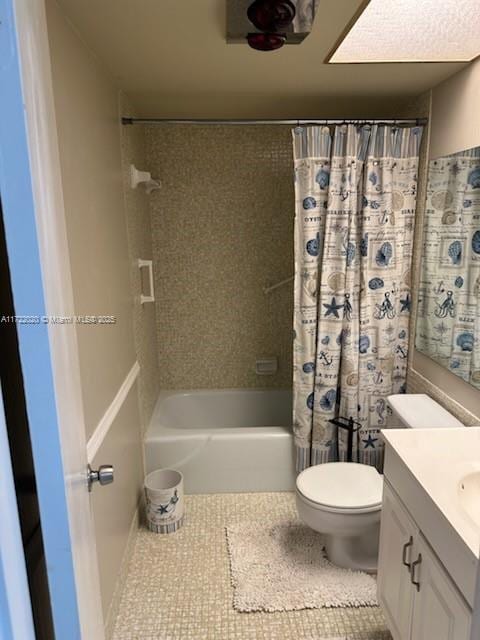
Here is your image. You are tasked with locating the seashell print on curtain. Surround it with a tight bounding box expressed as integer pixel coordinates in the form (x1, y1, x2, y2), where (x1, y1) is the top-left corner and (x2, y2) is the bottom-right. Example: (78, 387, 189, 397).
(292, 124, 423, 472)
(415, 147, 480, 390)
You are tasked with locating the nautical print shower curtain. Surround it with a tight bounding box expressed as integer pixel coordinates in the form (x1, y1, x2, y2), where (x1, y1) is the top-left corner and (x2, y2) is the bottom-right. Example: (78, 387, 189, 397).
(415, 147, 480, 388)
(292, 124, 423, 472)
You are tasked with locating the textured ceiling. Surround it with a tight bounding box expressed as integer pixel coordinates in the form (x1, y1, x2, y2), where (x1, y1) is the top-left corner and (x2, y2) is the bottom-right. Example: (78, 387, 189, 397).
(332, 0, 480, 63)
(54, 0, 466, 118)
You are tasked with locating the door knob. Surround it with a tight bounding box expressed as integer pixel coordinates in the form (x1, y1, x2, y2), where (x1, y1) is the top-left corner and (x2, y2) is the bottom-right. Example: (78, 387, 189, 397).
(87, 464, 114, 492)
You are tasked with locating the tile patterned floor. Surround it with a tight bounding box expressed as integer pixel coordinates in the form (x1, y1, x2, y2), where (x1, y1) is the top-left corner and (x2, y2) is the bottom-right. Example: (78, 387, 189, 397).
(112, 493, 392, 640)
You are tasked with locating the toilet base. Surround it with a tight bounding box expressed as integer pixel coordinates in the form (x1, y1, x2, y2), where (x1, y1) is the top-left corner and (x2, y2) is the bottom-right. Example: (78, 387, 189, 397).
(324, 529, 379, 573)
(296, 490, 381, 572)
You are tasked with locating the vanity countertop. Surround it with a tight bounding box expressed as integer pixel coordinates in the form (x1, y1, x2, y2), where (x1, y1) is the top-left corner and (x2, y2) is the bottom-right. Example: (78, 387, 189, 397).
(382, 426, 480, 606)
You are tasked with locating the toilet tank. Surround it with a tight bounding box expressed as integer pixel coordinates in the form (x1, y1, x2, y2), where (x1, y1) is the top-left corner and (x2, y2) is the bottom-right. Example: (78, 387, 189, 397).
(387, 394, 464, 429)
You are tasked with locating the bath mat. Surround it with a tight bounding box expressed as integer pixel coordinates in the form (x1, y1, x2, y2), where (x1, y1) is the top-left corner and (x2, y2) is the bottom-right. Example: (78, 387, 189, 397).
(225, 519, 378, 612)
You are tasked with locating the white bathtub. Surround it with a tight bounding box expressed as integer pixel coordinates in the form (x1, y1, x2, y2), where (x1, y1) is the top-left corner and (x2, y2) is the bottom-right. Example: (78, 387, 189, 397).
(144, 389, 295, 494)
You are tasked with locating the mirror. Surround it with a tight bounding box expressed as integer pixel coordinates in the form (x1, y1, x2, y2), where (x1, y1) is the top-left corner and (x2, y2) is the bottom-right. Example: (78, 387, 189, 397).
(415, 145, 480, 389)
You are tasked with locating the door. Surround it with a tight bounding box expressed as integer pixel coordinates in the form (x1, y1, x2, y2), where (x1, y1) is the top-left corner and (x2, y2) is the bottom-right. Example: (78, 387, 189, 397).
(0, 384, 36, 640)
(410, 534, 471, 640)
(0, 199, 55, 639)
(0, 0, 103, 638)
(377, 482, 417, 640)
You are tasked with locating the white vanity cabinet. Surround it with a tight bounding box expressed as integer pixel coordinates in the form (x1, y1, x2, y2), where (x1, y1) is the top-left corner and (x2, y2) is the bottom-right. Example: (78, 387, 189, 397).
(378, 482, 472, 640)
(378, 482, 417, 640)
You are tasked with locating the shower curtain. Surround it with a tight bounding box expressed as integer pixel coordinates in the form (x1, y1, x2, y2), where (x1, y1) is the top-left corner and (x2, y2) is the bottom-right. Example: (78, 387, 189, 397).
(292, 124, 423, 472)
(415, 147, 480, 388)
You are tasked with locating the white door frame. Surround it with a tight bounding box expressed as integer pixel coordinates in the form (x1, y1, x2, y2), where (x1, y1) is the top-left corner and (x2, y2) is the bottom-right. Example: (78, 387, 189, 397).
(0, 0, 104, 637)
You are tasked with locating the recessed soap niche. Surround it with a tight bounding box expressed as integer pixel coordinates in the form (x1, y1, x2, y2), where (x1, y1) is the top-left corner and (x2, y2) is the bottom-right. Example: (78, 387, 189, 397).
(138, 259, 155, 304)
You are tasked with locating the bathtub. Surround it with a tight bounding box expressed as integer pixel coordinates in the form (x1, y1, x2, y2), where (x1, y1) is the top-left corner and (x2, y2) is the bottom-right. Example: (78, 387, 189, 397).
(144, 389, 295, 494)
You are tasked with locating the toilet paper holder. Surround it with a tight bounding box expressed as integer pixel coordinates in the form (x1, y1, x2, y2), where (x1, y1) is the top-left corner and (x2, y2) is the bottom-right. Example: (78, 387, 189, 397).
(328, 416, 361, 463)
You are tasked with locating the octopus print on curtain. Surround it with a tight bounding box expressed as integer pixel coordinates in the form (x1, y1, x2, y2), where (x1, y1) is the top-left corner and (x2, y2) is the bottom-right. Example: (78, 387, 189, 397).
(292, 124, 423, 472)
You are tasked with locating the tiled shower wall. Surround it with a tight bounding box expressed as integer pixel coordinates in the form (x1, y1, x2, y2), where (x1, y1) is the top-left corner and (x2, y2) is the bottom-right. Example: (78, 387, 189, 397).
(145, 125, 294, 389)
(140, 103, 480, 424)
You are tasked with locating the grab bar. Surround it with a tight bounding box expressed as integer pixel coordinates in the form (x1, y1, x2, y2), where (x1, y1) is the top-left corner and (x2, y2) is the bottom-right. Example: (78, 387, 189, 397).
(138, 259, 155, 304)
(263, 275, 294, 295)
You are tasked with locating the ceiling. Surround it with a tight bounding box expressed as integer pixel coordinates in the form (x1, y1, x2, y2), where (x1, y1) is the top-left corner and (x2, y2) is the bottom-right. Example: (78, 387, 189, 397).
(55, 0, 466, 118)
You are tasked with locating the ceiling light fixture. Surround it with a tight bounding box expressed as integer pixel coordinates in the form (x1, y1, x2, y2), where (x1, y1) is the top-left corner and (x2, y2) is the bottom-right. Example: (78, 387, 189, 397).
(226, 0, 318, 50)
(247, 32, 287, 51)
(246, 0, 295, 51)
(327, 0, 480, 63)
(247, 0, 296, 32)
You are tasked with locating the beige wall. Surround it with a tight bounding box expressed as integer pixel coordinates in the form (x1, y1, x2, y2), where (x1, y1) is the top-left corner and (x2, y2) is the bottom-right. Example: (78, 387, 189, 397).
(407, 60, 480, 424)
(46, 0, 135, 438)
(45, 0, 144, 628)
(429, 57, 480, 160)
(91, 386, 143, 630)
(146, 125, 294, 390)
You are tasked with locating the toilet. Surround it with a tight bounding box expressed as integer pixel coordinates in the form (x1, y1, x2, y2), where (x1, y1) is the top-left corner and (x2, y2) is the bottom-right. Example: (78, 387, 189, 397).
(295, 394, 464, 572)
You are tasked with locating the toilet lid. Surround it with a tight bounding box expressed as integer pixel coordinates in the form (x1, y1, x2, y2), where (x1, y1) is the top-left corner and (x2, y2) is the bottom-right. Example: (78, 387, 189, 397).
(296, 462, 383, 510)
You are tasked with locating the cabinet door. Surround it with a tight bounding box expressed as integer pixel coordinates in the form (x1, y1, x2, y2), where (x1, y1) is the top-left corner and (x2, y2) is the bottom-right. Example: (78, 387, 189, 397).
(410, 534, 471, 640)
(377, 482, 417, 640)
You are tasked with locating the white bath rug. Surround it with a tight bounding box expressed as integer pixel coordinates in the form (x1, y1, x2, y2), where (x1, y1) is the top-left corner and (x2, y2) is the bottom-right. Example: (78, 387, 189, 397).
(225, 519, 378, 612)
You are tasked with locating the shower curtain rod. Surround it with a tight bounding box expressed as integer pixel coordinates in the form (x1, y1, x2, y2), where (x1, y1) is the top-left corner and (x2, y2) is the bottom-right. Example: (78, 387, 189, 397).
(121, 117, 427, 126)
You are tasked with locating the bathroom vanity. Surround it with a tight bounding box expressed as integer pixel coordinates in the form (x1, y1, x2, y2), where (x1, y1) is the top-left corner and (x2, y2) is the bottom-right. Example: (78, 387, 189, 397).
(378, 428, 480, 640)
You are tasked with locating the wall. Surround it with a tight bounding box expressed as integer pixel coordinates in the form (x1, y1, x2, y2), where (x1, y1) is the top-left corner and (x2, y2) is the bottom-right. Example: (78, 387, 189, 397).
(120, 95, 160, 428)
(146, 125, 294, 390)
(45, 0, 144, 630)
(407, 58, 480, 424)
(429, 58, 480, 159)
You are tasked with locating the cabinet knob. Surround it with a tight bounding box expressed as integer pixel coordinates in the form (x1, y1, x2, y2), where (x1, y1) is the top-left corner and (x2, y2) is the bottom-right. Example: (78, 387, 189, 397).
(410, 553, 422, 592)
(402, 536, 413, 569)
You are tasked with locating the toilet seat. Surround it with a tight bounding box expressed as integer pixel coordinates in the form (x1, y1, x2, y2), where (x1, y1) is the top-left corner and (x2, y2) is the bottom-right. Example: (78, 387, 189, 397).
(296, 462, 383, 514)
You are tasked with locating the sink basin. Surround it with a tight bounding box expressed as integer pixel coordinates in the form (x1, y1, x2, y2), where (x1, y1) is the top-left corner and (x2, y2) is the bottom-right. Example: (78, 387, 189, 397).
(382, 427, 480, 555)
(459, 471, 480, 528)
